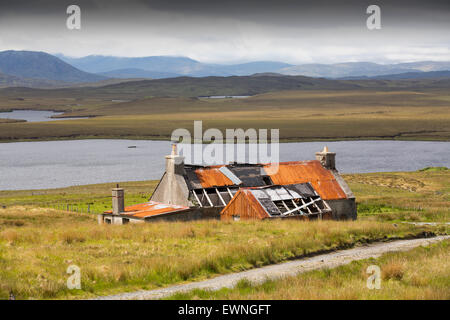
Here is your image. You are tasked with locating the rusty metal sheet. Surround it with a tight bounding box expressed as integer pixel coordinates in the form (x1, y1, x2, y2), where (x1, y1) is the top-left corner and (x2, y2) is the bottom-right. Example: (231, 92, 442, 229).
(195, 167, 234, 188)
(220, 189, 269, 220)
(105, 201, 189, 218)
(263, 160, 347, 200)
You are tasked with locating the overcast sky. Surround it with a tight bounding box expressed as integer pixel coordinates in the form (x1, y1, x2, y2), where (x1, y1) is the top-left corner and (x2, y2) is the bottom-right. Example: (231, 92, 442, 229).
(0, 0, 449, 64)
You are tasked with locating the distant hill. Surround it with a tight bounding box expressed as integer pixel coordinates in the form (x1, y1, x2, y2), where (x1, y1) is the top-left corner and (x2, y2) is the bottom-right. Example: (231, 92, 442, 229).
(92, 74, 360, 98)
(57, 54, 293, 77)
(215, 61, 293, 76)
(279, 61, 450, 78)
(98, 68, 182, 79)
(58, 55, 205, 74)
(0, 51, 107, 83)
(340, 70, 450, 80)
(395, 61, 450, 72)
(0, 70, 62, 88)
(0, 74, 361, 99)
(58, 54, 450, 79)
(4, 73, 449, 102)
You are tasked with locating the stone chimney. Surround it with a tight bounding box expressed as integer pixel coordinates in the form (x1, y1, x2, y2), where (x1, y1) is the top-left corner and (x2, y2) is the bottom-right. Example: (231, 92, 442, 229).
(112, 185, 124, 215)
(315, 146, 336, 170)
(165, 143, 185, 175)
(150, 144, 191, 206)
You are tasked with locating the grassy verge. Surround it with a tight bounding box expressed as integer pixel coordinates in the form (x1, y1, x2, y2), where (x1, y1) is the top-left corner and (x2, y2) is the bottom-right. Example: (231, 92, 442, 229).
(167, 240, 450, 300)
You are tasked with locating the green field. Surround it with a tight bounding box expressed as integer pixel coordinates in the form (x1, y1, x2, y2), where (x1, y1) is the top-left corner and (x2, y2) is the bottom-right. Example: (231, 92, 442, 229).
(0, 169, 448, 299)
(0, 181, 157, 215)
(0, 88, 449, 142)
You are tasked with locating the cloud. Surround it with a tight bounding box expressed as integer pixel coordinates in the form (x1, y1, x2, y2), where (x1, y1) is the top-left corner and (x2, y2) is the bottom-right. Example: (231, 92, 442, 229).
(0, 0, 448, 63)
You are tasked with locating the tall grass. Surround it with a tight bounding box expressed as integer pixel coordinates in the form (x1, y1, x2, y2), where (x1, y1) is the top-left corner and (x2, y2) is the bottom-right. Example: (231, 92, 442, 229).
(0, 206, 445, 299)
(0, 169, 448, 299)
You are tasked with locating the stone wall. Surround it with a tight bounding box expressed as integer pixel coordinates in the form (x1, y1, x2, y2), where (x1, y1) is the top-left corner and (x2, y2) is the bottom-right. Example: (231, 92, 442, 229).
(326, 198, 357, 220)
(145, 207, 221, 222)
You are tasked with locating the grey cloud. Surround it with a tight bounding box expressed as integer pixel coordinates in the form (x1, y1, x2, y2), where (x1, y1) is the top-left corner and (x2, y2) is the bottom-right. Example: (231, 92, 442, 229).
(0, 0, 448, 63)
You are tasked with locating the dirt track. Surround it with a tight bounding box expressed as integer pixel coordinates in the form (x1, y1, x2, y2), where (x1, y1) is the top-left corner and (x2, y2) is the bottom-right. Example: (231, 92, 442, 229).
(94, 235, 449, 300)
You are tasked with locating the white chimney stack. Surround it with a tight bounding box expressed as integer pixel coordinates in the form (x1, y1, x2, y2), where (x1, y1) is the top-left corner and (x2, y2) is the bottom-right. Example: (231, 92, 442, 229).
(166, 143, 185, 175)
(112, 185, 124, 215)
(315, 146, 336, 170)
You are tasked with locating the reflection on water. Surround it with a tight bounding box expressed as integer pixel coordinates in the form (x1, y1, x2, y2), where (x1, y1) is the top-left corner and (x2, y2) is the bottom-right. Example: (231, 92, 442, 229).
(198, 95, 250, 99)
(0, 139, 449, 190)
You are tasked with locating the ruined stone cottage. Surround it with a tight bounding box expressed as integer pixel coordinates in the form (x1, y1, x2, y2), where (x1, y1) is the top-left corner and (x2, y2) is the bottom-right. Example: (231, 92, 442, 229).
(99, 145, 356, 224)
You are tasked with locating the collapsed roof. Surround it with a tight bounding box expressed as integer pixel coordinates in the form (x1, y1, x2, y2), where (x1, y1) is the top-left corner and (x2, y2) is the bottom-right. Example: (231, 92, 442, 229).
(184, 160, 349, 204)
(221, 183, 332, 220)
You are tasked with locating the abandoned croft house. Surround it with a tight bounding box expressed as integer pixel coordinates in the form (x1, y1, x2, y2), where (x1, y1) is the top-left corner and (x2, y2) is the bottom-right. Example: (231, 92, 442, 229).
(99, 145, 356, 224)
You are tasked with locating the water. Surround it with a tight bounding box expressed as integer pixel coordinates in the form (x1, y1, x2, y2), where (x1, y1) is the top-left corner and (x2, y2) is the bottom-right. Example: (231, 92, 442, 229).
(0, 139, 449, 190)
(0, 110, 88, 122)
(199, 95, 250, 99)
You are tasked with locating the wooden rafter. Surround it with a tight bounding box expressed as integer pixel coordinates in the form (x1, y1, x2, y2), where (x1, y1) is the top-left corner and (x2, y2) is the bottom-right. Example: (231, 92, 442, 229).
(203, 188, 214, 207)
(215, 188, 227, 206)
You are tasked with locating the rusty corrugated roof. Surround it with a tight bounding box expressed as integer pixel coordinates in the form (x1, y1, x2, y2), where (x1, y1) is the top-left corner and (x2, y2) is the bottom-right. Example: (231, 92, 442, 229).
(263, 161, 346, 200)
(104, 201, 189, 218)
(195, 167, 234, 188)
(189, 160, 347, 200)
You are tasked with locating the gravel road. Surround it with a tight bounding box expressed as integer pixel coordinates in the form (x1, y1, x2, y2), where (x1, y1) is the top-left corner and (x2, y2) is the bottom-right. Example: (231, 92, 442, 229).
(94, 235, 449, 300)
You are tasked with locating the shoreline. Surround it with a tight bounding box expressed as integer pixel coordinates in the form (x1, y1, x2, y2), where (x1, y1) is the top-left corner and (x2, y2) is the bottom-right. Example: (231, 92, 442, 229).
(1, 167, 448, 193)
(1, 135, 450, 144)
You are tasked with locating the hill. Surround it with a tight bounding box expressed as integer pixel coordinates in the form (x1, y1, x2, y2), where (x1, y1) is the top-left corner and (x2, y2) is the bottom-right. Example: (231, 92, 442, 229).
(0, 70, 62, 88)
(58, 54, 293, 77)
(340, 70, 450, 80)
(1, 73, 449, 101)
(0, 51, 107, 83)
(98, 68, 181, 79)
(59, 54, 450, 79)
(58, 55, 205, 74)
(279, 61, 450, 78)
(0, 74, 362, 100)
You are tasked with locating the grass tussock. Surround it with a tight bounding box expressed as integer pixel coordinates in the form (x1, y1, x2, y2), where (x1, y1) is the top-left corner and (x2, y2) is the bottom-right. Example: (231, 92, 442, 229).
(382, 261, 405, 281)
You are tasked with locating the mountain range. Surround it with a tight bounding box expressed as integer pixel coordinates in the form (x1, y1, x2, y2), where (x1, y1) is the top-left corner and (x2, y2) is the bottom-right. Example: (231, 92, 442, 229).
(57, 54, 293, 77)
(0, 50, 449, 88)
(58, 54, 450, 79)
(279, 61, 450, 78)
(339, 70, 450, 80)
